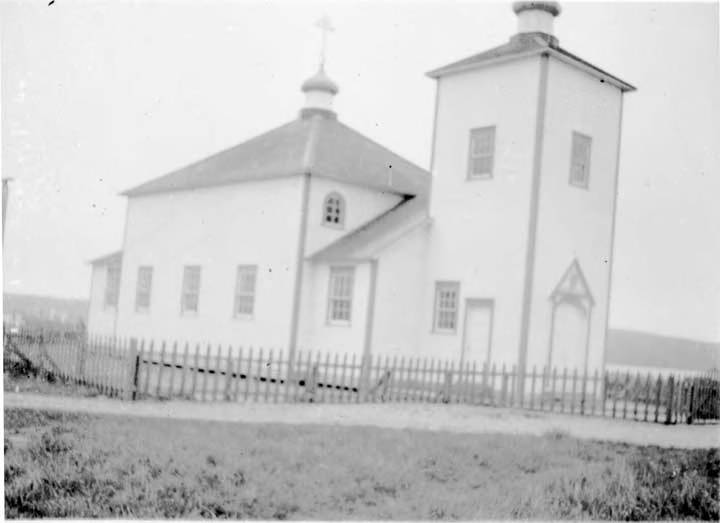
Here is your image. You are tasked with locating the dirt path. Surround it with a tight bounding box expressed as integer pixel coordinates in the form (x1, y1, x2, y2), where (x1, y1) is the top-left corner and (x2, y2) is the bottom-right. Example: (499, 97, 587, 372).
(4, 392, 718, 449)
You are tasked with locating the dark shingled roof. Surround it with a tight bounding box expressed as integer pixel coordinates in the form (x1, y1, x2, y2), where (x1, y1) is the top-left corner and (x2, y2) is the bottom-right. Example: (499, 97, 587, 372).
(427, 33, 636, 92)
(123, 115, 430, 198)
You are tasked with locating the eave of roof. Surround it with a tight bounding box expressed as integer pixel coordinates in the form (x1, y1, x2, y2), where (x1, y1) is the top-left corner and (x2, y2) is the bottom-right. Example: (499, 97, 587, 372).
(88, 250, 122, 266)
(309, 195, 430, 262)
(427, 33, 635, 93)
(122, 115, 431, 199)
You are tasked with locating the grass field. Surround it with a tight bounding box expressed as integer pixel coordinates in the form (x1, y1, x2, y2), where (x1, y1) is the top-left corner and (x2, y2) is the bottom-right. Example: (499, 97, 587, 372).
(4, 407, 719, 520)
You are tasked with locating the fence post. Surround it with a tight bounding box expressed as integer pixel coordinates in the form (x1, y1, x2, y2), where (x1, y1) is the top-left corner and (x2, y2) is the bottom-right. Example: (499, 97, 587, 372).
(654, 375, 662, 423)
(224, 347, 235, 401)
(234, 347, 244, 402)
(686, 380, 695, 425)
(601, 371, 608, 417)
(570, 368, 577, 415)
(501, 364, 508, 407)
(76, 336, 88, 384)
(622, 372, 630, 419)
(156, 342, 167, 399)
(124, 338, 139, 401)
(580, 368, 588, 415)
(441, 368, 453, 404)
(305, 363, 319, 402)
(529, 365, 537, 410)
(509, 364, 516, 408)
(665, 375, 675, 425)
(360, 353, 372, 403)
(357, 352, 368, 402)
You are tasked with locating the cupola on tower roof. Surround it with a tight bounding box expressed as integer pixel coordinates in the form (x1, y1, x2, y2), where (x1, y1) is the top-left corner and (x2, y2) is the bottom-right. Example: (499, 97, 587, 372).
(427, 1, 634, 92)
(300, 66, 339, 119)
(301, 15, 339, 119)
(513, 1, 561, 38)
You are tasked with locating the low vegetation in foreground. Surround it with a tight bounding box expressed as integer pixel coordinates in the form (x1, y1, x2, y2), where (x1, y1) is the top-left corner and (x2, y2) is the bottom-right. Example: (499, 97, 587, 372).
(4, 407, 719, 520)
(3, 362, 100, 398)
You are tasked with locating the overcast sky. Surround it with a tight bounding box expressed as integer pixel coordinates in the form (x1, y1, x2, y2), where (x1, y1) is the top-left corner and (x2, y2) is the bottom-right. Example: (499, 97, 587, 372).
(1, 1, 719, 342)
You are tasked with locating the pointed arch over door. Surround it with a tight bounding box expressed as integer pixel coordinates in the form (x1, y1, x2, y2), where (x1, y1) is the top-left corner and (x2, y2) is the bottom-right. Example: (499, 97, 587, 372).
(546, 259, 594, 377)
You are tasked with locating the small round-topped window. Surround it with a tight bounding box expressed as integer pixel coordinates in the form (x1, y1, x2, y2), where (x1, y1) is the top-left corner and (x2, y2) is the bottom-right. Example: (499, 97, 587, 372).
(323, 192, 345, 228)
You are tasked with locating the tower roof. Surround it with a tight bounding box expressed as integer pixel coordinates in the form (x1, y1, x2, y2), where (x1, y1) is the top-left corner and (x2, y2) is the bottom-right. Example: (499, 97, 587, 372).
(122, 116, 430, 198)
(512, 1, 561, 17)
(427, 3, 635, 92)
(426, 32, 635, 92)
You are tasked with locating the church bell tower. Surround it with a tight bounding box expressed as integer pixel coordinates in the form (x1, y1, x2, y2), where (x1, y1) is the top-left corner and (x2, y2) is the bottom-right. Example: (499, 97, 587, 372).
(423, 2, 635, 394)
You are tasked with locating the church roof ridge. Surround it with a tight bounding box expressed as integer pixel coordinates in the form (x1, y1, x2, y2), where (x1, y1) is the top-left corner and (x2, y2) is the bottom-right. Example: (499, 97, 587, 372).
(122, 116, 430, 198)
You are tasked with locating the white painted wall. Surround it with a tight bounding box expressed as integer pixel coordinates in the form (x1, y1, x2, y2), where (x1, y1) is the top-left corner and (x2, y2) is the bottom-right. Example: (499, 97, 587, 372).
(422, 57, 542, 367)
(87, 263, 119, 338)
(527, 58, 623, 374)
(304, 177, 402, 255)
(114, 178, 303, 351)
(297, 261, 370, 357)
(371, 223, 431, 358)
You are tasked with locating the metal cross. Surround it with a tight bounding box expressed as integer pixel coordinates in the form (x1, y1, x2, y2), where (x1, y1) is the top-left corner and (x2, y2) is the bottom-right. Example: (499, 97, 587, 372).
(315, 16, 334, 68)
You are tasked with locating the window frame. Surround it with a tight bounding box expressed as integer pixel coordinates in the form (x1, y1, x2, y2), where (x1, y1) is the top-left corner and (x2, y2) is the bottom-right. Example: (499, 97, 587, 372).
(180, 265, 202, 315)
(433, 281, 460, 334)
(467, 126, 496, 180)
(322, 192, 346, 229)
(104, 264, 121, 310)
(135, 266, 153, 313)
(233, 264, 258, 319)
(326, 266, 355, 326)
(568, 131, 592, 189)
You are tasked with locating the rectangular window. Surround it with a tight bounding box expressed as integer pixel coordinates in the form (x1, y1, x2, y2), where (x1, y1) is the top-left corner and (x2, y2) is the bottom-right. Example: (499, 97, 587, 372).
(104, 265, 121, 309)
(569, 132, 592, 188)
(327, 267, 355, 324)
(433, 281, 460, 333)
(135, 266, 153, 312)
(234, 265, 257, 317)
(181, 265, 201, 314)
(468, 126, 496, 179)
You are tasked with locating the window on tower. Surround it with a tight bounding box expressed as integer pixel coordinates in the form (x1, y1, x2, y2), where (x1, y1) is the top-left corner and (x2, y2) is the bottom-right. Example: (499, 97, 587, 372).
(468, 126, 496, 179)
(569, 132, 592, 188)
(135, 266, 153, 312)
(433, 281, 460, 333)
(322, 192, 345, 228)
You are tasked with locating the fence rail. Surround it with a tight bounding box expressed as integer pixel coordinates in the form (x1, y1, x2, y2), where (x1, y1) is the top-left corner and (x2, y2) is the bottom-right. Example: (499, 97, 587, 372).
(4, 328, 719, 425)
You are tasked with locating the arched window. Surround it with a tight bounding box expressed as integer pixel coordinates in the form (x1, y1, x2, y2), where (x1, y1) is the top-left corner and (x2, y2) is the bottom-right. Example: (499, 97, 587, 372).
(322, 192, 345, 228)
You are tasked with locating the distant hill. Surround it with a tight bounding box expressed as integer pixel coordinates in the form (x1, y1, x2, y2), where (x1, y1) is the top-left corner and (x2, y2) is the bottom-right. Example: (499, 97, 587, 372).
(3, 293, 88, 330)
(606, 329, 720, 372)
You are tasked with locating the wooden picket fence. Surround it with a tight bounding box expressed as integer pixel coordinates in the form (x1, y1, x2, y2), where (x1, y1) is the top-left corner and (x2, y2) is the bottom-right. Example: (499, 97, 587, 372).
(4, 328, 719, 425)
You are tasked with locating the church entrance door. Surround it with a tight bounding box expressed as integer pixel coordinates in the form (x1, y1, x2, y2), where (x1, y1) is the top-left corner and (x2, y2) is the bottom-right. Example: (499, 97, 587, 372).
(461, 299, 494, 367)
(549, 300, 588, 374)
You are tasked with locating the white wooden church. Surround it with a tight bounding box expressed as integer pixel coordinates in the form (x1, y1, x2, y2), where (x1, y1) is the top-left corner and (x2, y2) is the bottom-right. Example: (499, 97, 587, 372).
(87, 2, 634, 380)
